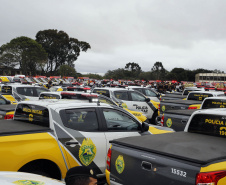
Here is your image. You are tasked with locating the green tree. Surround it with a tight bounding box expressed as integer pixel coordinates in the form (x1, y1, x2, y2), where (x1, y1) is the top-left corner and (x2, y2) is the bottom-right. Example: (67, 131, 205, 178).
(85, 73, 103, 80)
(104, 68, 128, 80)
(0, 36, 48, 75)
(151, 61, 166, 80)
(36, 29, 91, 74)
(125, 62, 141, 72)
(58, 65, 76, 77)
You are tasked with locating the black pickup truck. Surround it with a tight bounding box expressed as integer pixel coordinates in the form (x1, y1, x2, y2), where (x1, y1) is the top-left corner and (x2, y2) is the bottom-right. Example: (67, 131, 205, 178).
(159, 91, 224, 115)
(161, 96, 226, 131)
(106, 109, 226, 185)
(161, 87, 204, 101)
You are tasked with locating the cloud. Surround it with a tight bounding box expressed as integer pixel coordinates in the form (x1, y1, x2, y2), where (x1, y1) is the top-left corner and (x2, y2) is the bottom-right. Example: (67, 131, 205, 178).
(1, 0, 226, 74)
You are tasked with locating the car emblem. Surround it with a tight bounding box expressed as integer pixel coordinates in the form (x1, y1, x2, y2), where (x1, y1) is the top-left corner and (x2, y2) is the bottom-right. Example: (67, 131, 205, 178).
(13, 180, 44, 185)
(79, 138, 97, 166)
(115, 155, 125, 174)
(166, 118, 172, 127)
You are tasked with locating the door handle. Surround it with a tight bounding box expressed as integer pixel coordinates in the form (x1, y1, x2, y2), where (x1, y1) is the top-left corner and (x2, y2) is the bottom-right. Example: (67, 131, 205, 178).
(65, 141, 79, 146)
(141, 161, 152, 171)
(181, 119, 187, 124)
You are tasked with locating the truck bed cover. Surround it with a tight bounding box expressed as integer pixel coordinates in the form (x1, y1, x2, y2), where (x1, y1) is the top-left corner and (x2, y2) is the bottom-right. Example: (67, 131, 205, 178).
(164, 109, 197, 116)
(0, 104, 16, 111)
(110, 132, 226, 165)
(162, 99, 200, 105)
(0, 120, 52, 136)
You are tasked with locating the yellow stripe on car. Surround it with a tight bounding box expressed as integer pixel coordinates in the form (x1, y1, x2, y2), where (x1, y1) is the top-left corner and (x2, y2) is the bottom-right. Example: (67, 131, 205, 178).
(188, 104, 201, 109)
(148, 126, 173, 134)
(5, 111, 14, 115)
(124, 108, 147, 122)
(0, 77, 10, 82)
(200, 161, 226, 185)
(150, 100, 159, 109)
(0, 132, 68, 178)
(2, 95, 17, 104)
(57, 88, 63, 91)
(200, 161, 226, 172)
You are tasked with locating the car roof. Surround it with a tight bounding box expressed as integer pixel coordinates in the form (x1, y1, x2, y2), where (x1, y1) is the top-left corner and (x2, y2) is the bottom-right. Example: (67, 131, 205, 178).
(188, 91, 224, 95)
(18, 100, 113, 109)
(192, 108, 226, 115)
(93, 87, 132, 92)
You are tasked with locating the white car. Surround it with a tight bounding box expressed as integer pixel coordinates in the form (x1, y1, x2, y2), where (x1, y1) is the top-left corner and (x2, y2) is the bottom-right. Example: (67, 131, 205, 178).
(0, 171, 64, 185)
(1, 84, 50, 101)
(92, 87, 159, 124)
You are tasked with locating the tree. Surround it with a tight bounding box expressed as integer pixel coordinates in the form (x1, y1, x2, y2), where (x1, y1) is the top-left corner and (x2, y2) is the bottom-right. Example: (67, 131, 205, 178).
(125, 62, 141, 72)
(0, 36, 48, 75)
(58, 65, 76, 77)
(36, 29, 91, 74)
(104, 68, 128, 80)
(151, 61, 166, 80)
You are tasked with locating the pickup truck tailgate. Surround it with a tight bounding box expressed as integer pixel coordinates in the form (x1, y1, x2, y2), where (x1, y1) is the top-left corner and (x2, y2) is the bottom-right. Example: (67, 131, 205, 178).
(109, 132, 226, 185)
(160, 100, 200, 113)
(163, 109, 197, 131)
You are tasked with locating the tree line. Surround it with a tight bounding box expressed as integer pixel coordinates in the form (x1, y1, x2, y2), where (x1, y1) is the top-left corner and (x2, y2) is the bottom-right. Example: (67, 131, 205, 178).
(0, 29, 91, 76)
(101, 62, 220, 82)
(0, 29, 222, 82)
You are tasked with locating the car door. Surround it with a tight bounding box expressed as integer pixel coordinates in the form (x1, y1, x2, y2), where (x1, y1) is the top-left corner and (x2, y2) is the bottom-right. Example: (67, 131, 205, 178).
(52, 107, 106, 174)
(114, 90, 154, 119)
(100, 107, 144, 151)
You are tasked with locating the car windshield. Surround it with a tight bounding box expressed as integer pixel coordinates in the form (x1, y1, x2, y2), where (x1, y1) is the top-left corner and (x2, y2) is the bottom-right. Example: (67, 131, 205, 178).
(144, 89, 157, 97)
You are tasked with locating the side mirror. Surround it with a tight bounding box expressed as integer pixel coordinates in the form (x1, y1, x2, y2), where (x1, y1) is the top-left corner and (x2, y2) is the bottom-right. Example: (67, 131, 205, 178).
(141, 122, 149, 132)
(145, 97, 150, 102)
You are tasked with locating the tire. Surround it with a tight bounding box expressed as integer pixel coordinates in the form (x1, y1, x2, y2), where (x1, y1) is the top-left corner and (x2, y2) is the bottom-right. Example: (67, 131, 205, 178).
(150, 111, 158, 125)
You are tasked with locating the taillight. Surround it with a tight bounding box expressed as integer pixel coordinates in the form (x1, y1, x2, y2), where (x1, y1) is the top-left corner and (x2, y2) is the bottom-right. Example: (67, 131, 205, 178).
(158, 103, 160, 111)
(106, 148, 112, 172)
(188, 107, 197, 110)
(160, 114, 164, 127)
(196, 171, 226, 185)
(4, 114, 14, 120)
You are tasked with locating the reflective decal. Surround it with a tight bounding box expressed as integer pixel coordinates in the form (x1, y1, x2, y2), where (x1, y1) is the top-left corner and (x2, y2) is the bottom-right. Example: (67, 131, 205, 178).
(13, 180, 44, 185)
(79, 138, 96, 166)
(115, 155, 125, 174)
(166, 118, 172, 127)
(29, 114, 33, 122)
(162, 105, 165, 112)
(133, 104, 148, 113)
(121, 103, 128, 108)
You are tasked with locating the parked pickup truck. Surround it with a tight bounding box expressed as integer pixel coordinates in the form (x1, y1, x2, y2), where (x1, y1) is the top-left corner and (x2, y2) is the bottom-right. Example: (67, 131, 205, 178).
(161, 96, 226, 131)
(161, 87, 204, 101)
(106, 108, 226, 185)
(159, 91, 224, 115)
(0, 100, 172, 180)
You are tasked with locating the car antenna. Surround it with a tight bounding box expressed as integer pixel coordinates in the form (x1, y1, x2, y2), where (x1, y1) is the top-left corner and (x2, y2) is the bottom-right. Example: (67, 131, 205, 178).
(97, 99, 100, 106)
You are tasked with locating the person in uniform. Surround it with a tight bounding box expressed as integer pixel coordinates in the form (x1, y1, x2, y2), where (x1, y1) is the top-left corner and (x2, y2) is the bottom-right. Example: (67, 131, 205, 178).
(65, 166, 103, 185)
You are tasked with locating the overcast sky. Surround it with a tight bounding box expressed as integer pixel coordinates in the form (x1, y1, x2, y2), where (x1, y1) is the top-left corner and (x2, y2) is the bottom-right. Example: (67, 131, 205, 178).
(1, 0, 226, 75)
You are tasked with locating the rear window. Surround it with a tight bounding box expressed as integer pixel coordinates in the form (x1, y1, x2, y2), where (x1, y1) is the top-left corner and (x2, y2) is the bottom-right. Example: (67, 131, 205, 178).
(39, 93, 60, 100)
(188, 114, 226, 138)
(92, 89, 110, 97)
(187, 93, 213, 101)
(14, 104, 49, 127)
(2, 86, 12, 94)
(202, 99, 226, 109)
(16, 87, 49, 97)
(114, 91, 129, 100)
(183, 89, 201, 95)
(60, 108, 99, 131)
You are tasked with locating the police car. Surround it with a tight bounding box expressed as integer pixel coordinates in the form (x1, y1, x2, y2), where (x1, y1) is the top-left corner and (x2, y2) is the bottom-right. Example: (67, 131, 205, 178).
(92, 87, 159, 124)
(126, 86, 160, 102)
(39, 91, 148, 123)
(0, 171, 63, 185)
(11, 100, 172, 174)
(1, 84, 50, 101)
